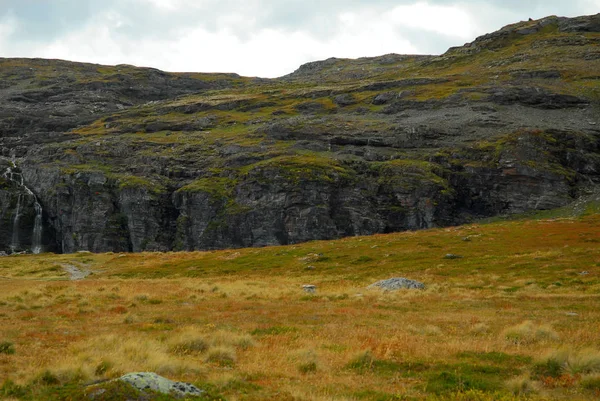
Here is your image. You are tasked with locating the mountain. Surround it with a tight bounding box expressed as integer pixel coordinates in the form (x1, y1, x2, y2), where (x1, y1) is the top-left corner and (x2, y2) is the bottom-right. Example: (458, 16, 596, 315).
(0, 14, 599, 254)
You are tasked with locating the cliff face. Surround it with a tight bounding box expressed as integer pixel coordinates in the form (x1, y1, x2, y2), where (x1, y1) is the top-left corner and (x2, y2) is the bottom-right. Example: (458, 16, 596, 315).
(1, 14, 599, 254)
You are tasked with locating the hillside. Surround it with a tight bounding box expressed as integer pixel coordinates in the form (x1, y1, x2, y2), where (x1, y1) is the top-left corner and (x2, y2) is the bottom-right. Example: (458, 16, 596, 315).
(1, 215, 599, 400)
(1, 14, 599, 254)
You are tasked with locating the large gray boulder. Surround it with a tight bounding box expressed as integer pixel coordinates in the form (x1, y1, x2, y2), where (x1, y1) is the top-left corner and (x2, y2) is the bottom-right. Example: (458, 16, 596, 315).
(368, 277, 425, 290)
(119, 372, 203, 397)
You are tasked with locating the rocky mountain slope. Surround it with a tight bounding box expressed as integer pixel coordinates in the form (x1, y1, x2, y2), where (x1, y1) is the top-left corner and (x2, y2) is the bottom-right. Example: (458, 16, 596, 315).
(1, 14, 599, 254)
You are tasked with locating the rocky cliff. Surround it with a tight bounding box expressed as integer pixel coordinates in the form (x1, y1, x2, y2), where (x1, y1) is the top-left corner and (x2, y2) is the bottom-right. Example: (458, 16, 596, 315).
(1, 14, 599, 253)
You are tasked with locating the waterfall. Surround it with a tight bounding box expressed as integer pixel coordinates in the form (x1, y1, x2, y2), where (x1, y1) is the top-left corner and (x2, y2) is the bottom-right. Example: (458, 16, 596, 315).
(31, 201, 43, 254)
(10, 194, 22, 253)
(2, 159, 44, 254)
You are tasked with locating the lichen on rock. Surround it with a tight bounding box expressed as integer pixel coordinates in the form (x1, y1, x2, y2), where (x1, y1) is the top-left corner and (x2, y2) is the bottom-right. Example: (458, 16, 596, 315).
(368, 277, 425, 290)
(118, 372, 203, 397)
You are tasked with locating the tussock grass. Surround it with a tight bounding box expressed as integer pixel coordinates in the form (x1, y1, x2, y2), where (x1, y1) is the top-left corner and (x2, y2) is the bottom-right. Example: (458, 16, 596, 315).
(0, 216, 599, 399)
(469, 323, 490, 335)
(0, 341, 15, 355)
(501, 321, 560, 345)
(535, 348, 600, 376)
(205, 346, 237, 367)
(505, 375, 539, 396)
(581, 374, 600, 391)
(408, 324, 444, 336)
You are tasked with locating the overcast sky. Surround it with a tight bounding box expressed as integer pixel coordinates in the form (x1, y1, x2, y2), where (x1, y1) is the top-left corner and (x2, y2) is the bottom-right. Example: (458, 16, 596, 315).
(0, 1, 598, 77)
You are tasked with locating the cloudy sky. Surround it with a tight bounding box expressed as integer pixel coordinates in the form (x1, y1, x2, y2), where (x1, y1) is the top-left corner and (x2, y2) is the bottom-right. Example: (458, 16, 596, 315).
(0, 1, 598, 77)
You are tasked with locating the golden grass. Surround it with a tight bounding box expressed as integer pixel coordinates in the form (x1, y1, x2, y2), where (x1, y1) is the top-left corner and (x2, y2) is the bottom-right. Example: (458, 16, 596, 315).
(500, 321, 560, 346)
(1, 215, 599, 399)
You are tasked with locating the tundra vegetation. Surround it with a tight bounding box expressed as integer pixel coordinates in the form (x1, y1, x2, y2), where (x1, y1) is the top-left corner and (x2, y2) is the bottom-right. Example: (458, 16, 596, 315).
(1, 213, 599, 400)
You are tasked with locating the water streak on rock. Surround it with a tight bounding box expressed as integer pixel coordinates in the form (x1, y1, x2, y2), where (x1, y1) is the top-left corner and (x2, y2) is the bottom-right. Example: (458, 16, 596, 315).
(2, 159, 44, 254)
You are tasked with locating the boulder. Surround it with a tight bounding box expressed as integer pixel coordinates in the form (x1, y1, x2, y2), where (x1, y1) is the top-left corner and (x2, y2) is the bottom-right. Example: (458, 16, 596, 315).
(333, 94, 357, 106)
(302, 284, 317, 293)
(118, 372, 203, 397)
(368, 277, 425, 290)
(444, 254, 463, 259)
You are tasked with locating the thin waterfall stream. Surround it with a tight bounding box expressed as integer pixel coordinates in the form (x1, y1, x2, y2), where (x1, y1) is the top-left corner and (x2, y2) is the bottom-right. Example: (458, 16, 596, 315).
(2, 158, 43, 254)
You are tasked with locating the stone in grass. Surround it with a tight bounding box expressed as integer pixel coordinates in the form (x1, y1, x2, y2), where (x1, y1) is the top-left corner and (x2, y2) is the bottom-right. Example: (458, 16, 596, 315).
(444, 253, 463, 259)
(368, 277, 425, 291)
(303, 284, 317, 294)
(119, 372, 203, 397)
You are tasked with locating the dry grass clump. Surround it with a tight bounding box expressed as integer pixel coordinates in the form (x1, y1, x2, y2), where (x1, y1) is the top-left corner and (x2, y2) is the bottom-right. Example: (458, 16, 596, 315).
(501, 321, 560, 345)
(581, 374, 600, 392)
(536, 348, 600, 376)
(290, 349, 319, 374)
(209, 329, 255, 350)
(0, 341, 15, 355)
(167, 327, 255, 358)
(205, 346, 237, 367)
(469, 323, 490, 335)
(505, 375, 539, 396)
(169, 338, 210, 356)
(63, 334, 202, 380)
(408, 324, 443, 336)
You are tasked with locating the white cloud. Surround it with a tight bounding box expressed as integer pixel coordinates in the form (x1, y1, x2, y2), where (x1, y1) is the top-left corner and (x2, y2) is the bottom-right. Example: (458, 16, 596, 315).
(2, 6, 420, 77)
(136, 0, 180, 11)
(0, 1, 597, 77)
(578, 0, 600, 15)
(0, 14, 18, 53)
(387, 2, 477, 39)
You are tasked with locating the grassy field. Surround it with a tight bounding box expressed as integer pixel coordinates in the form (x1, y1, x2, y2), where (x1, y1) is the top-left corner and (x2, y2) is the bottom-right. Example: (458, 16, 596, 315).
(1, 215, 600, 400)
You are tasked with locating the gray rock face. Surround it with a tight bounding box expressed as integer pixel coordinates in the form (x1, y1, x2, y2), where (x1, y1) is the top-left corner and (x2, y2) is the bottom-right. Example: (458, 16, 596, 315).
(333, 94, 357, 106)
(368, 278, 425, 290)
(119, 372, 203, 397)
(0, 14, 599, 254)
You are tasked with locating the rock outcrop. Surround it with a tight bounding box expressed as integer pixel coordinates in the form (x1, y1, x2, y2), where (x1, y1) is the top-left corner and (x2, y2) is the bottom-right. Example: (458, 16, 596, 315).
(118, 372, 203, 397)
(0, 14, 599, 254)
(368, 278, 425, 290)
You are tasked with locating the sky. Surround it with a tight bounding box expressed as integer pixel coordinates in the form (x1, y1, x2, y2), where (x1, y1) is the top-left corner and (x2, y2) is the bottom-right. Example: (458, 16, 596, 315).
(0, 0, 598, 78)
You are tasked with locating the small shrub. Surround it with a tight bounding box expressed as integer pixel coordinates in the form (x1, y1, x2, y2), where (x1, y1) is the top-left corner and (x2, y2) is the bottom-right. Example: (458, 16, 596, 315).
(206, 346, 236, 367)
(469, 323, 490, 335)
(35, 370, 60, 386)
(233, 335, 255, 350)
(251, 326, 297, 336)
(1, 379, 26, 398)
(408, 324, 443, 336)
(94, 360, 113, 376)
(210, 330, 255, 350)
(505, 376, 538, 395)
(563, 349, 600, 375)
(346, 350, 375, 371)
(540, 373, 580, 388)
(84, 380, 142, 400)
(293, 349, 319, 375)
(501, 321, 559, 345)
(170, 338, 209, 355)
(534, 348, 600, 377)
(110, 306, 127, 314)
(581, 375, 600, 391)
(458, 351, 531, 365)
(123, 314, 136, 324)
(532, 357, 563, 379)
(298, 361, 318, 374)
(426, 371, 498, 394)
(345, 351, 402, 375)
(426, 390, 530, 401)
(0, 341, 15, 355)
